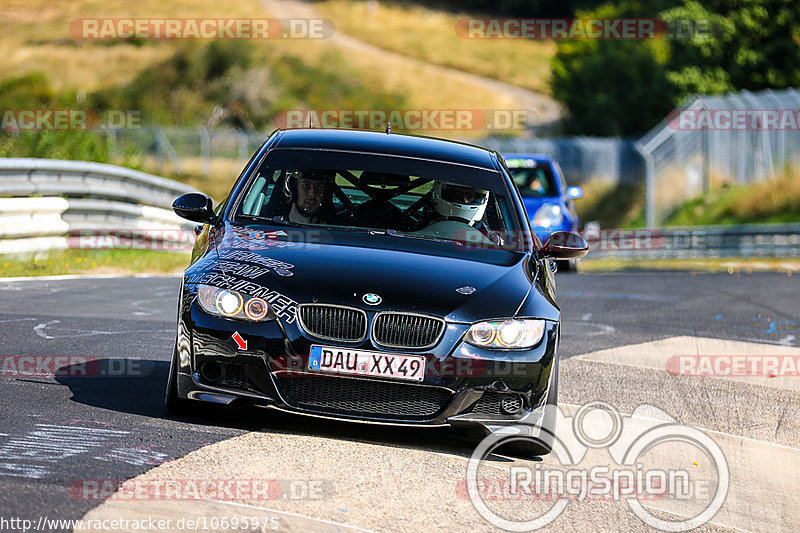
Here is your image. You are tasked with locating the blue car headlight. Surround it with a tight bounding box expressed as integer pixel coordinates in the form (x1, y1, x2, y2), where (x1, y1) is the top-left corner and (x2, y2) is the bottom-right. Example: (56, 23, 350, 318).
(532, 204, 564, 228)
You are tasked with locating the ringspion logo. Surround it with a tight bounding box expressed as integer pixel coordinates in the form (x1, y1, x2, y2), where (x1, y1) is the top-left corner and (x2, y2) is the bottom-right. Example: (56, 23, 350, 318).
(466, 401, 728, 531)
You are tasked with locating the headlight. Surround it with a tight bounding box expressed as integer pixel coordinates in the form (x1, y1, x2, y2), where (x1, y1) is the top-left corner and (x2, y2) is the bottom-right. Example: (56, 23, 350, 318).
(196, 284, 275, 322)
(532, 204, 563, 228)
(464, 319, 545, 349)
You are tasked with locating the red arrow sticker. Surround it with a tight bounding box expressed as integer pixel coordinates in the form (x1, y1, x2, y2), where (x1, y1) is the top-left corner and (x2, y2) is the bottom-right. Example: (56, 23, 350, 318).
(232, 331, 247, 350)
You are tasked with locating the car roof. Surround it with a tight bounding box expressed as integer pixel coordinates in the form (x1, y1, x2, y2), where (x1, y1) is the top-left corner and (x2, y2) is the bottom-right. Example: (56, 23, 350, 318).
(501, 153, 554, 163)
(272, 128, 499, 170)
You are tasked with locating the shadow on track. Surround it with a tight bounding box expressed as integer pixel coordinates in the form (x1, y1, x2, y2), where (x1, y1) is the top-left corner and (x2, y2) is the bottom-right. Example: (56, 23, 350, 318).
(54, 359, 524, 463)
(53, 359, 267, 431)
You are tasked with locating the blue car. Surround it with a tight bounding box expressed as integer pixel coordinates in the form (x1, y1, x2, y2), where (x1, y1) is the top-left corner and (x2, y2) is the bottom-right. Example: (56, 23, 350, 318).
(501, 154, 583, 268)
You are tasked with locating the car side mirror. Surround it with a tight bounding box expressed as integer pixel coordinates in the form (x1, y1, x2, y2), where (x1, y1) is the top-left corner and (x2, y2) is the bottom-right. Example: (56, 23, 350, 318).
(539, 231, 588, 260)
(566, 186, 583, 199)
(172, 193, 217, 225)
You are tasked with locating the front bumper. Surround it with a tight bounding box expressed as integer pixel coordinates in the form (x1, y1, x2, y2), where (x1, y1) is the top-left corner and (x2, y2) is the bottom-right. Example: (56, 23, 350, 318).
(173, 291, 559, 435)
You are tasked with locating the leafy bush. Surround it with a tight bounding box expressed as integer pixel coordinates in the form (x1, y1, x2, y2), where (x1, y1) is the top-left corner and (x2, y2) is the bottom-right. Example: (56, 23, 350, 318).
(0, 130, 110, 162)
(552, 0, 800, 135)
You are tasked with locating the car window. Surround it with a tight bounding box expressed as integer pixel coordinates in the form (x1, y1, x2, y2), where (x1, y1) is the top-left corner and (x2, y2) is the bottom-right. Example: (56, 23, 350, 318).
(506, 163, 558, 198)
(235, 149, 522, 244)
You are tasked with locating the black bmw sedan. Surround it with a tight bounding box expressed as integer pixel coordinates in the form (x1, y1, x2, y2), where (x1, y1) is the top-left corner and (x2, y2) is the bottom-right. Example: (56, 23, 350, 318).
(166, 128, 587, 456)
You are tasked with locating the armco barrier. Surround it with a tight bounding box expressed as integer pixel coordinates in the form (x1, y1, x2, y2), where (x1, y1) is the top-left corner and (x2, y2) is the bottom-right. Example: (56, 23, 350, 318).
(0, 158, 198, 254)
(585, 224, 800, 259)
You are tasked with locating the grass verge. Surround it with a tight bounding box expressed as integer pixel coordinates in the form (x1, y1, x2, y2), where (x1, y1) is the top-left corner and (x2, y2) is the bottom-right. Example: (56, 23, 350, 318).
(0, 249, 190, 277)
(665, 174, 800, 226)
(314, 0, 555, 95)
(574, 180, 645, 229)
(576, 172, 800, 230)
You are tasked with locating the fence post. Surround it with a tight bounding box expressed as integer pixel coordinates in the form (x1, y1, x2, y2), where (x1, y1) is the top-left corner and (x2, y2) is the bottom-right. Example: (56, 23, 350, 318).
(237, 130, 249, 165)
(644, 153, 655, 228)
(198, 127, 211, 177)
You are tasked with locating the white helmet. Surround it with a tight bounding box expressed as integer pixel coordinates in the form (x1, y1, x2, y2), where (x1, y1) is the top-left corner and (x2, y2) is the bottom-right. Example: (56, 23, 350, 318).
(431, 181, 489, 225)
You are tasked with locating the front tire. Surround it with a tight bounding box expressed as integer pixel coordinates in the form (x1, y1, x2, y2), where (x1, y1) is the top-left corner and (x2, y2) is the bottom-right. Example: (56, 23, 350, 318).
(165, 346, 191, 415)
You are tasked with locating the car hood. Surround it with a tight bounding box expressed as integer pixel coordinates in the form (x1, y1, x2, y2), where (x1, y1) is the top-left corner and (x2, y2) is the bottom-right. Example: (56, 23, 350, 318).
(186, 228, 557, 323)
(522, 196, 561, 212)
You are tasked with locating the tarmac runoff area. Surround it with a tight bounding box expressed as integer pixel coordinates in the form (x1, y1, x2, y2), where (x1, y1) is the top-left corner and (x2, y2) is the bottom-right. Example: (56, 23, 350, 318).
(77, 336, 800, 532)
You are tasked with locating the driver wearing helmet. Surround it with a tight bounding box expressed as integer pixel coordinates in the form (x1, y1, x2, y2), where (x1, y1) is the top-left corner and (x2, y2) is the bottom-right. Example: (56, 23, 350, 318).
(421, 181, 490, 226)
(417, 181, 504, 246)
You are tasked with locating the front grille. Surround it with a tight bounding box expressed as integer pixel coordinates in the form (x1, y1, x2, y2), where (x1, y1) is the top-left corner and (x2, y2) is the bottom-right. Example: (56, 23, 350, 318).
(274, 373, 452, 420)
(220, 365, 249, 390)
(298, 304, 367, 342)
(471, 392, 505, 415)
(372, 312, 445, 349)
(471, 392, 525, 415)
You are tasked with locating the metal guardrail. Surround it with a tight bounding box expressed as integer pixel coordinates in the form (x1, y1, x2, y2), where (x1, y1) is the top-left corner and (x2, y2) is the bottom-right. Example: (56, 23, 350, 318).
(585, 224, 800, 259)
(1, 158, 797, 259)
(0, 158, 197, 255)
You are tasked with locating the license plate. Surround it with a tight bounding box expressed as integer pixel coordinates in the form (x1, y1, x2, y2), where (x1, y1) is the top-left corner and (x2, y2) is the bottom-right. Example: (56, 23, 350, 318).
(308, 345, 425, 382)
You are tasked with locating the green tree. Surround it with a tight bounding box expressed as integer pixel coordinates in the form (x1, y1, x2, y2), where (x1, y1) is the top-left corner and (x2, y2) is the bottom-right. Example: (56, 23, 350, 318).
(552, 0, 800, 136)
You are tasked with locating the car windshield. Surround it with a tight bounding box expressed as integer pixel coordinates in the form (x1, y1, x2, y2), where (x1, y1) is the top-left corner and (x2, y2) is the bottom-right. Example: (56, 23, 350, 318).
(234, 148, 521, 247)
(505, 159, 558, 198)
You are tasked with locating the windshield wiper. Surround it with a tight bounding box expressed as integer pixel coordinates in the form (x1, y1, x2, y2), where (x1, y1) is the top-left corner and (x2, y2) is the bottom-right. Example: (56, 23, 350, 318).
(241, 215, 303, 227)
(385, 229, 452, 244)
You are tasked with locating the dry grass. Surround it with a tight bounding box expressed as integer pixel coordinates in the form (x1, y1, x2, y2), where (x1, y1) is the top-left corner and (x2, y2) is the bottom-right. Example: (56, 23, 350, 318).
(724, 173, 800, 221)
(575, 179, 645, 229)
(260, 42, 520, 138)
(0, 0, 529, 139)
(0, 0, 266, 91)
(314, 0, 555, 95)
(666, 170, 800, 226)
(0, 42, 172, 92)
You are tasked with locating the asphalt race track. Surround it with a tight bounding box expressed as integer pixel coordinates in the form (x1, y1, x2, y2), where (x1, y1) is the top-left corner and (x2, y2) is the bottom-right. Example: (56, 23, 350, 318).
(0, 272, 798, 532)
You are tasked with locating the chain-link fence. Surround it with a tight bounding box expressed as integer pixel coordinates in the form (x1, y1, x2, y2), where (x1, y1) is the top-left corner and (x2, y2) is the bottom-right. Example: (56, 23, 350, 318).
(481, 136, 642, 185)
(636, 87, 800, 227)
(107, 127, 643, 188)
(107, 127, 269, 179)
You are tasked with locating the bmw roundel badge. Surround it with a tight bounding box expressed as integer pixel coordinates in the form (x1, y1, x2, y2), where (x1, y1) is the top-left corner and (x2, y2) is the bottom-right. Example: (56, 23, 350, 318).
(363, 293, 382, 305)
